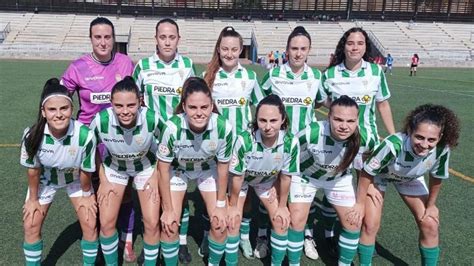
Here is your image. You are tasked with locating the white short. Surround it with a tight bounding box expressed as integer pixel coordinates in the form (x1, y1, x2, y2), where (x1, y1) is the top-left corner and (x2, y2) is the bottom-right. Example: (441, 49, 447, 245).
(104, 165, 154, 190)
(238, 180, 275, 199)
(289, 175, 355, 207)
(170, 169, 217, 192)
(25, 179, 88, 205)
(375, 175, 428, 196)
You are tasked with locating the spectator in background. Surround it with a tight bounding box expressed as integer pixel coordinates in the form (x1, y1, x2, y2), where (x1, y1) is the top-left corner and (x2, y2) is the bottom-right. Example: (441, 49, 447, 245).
(268, 50, 275, 68)
(282, 50, 287, 65)
(274, 50, 280, 67)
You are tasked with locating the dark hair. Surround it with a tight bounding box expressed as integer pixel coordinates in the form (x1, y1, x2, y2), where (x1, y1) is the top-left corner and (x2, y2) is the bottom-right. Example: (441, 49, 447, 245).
(155, 18, 180, 36)
(328, 95, 360, 173)
(89, 17, 115, 39)
(414, 54, 419, 59)
(250, 94, 289, 136)
(24, 78, 72, 158)
(403, 104, 460, 148)
(175, 77, 218, 114)
(286, 26, 312, 51)
(204, 26, 243, 90)
(111, 76, 140, 101)
(329, 27, 373, 68)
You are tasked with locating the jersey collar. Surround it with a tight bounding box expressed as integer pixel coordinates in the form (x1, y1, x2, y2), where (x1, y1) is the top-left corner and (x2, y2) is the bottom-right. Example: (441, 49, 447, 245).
(283, 63, 308, 79)
(44, 120, 75, 140)
(181, 112, 216, 132)
(152, 52, 180, 65)
(218, 63, 243, 76)
(110, 108, 144, 129)
(337, 59, 368, 74)
(255, 129, 285, 148)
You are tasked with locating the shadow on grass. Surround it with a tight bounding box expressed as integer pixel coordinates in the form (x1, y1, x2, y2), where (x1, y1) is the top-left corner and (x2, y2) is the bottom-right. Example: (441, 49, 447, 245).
(42, 221, 82, 266)
(375, 241, 409, 265)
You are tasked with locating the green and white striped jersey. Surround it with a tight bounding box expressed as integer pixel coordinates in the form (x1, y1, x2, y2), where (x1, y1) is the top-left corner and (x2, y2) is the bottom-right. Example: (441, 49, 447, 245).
(229, 130, 299, 186)
(133, 53, 195, 120)
(320, 60, 390, 149)
(20, 120, 96, 186)
(90, 107, 165, 174)
(157, 113, 234, 171)
(298, 121, 355, 182)
(261, 63, 324, 135)
(364, 133, 450, 181)
(207, 64, 265, 136)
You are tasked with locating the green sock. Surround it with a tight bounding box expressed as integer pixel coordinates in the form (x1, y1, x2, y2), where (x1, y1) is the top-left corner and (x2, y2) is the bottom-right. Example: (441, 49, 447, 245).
(81, 239, 98, 266)
(270, 230, 287, 265)
(287, 228, 304, 265)
(225, 235, 239, 266)
(240, 215, 251, 240)
(161, 239, 179, 266)
(338, 228, 360, 265)
(179, 206, 190, 245)
(143, 241, 160, 266)
(358, 243, 375, 266)
(420, 245, 440, 266)
(322, 196, 337, 238)
(23, 239, 43, 266)
(100, 231, 118, 266)
(208, 235, 227, 266)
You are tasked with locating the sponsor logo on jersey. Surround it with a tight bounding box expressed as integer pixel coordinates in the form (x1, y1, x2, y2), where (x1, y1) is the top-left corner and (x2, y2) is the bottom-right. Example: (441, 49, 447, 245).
(216, 98, 245, 107)
(281, 96, 309, 105)
(246, 155, 263, 160)
(214, 82, 229, 87)
(275, 80, 294, 85)
(395, 161, 412, 169)
(309, 148, 332, 154)
(181, 155, 214, 162)
(61, 167, 78, 174)
(112, 151, 146, 160)
(90, 92, 111, 104)
(159, 143, 170, 155)
(175, 144, 194, 149)
(147, 72, 166, 77)
(246, 169, 275, 177)
(319, 164, 338, 170)
(85, 76, 104, 81)
(350, 95, 371, 104)
(135, 136, 145, 146)
(331, 81, 350, 86)
(103, 138, 125, 143)
(153, 86, 179, 95)
(40, 148, 54, 154)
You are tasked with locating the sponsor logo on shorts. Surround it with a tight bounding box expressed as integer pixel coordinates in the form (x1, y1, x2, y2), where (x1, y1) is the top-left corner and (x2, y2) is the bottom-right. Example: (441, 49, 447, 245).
(293, 194, 313, 199)
(171, 181, 186, 186)
(110, 172, 128, 180)
(329, 191, 355, 200)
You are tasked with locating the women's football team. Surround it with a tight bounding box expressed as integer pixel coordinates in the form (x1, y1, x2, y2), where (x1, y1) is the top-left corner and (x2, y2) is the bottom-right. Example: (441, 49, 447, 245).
(21, 17, 460, 266)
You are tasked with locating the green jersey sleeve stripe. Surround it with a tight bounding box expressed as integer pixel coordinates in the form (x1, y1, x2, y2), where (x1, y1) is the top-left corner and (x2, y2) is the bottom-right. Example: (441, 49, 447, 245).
(82, 139, 94, 170)
(99, 111, 109, 134)
(142, 58, 150, 70)
(288, 139, 299, 173)
(217, 116, 226, 139)
(311, 67, 321, 79)
(146, 109, 156, 133)
(434, 150, 449, 178)
(224, 129, 234, 158)
(182, 57, 192, 68)
(272, 67, 281, 77)
(370, 63, 379, 76)
(327, 67, 335, 79)
(78, 125, 90, 147)
(310, 123, 320, 144)
(248, 69, 256, 80)
(132, 63, 142, 81)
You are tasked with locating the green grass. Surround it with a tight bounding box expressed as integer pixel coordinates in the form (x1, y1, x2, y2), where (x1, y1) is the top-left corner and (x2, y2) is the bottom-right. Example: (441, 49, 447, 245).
(1, 59, 473, 265)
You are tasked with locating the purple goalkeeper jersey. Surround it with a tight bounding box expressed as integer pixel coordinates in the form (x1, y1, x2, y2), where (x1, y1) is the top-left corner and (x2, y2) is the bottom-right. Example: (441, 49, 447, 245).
(61, 53, 134, 125)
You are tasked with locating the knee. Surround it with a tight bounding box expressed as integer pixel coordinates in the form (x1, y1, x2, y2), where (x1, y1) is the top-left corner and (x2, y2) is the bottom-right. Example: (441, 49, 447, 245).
(142, 215, 160, 235)
(210, 224, 227, 241)
(419, 217, 439, 237)
(99, 216, 117, 236)
(362, 217, 381, 237)
(290, 209, 306, 231)
(24, 220, 42, 239)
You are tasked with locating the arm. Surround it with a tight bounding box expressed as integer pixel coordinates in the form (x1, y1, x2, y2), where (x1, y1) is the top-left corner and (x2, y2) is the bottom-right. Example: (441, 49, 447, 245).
(23, 168, 43, 224)
(229, 174, 244, 208)
(376, 100, 396, 135)
(278, 173, 291, 208)
(157, 160, 178, 235)
(216, 161, 230, 202)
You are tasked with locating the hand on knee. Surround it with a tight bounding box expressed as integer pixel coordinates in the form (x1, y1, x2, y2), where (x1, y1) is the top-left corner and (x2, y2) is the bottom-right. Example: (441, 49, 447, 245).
(419, 216, 439, 239)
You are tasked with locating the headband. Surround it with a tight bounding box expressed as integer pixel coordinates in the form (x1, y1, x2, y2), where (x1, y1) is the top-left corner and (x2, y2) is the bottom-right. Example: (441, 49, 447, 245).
(41, 94, 72, 107)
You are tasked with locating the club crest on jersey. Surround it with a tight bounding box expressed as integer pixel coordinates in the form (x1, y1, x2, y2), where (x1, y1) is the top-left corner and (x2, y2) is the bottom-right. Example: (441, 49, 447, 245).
(115, 73, 122, 82)
(159, 143, 170, 156)
(274, 153, 282, 163)
(208, 141, 217, 151)
(68, 147, 77, 157)
(362, 80, 368, 87)
(135, 136, 144, 146)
